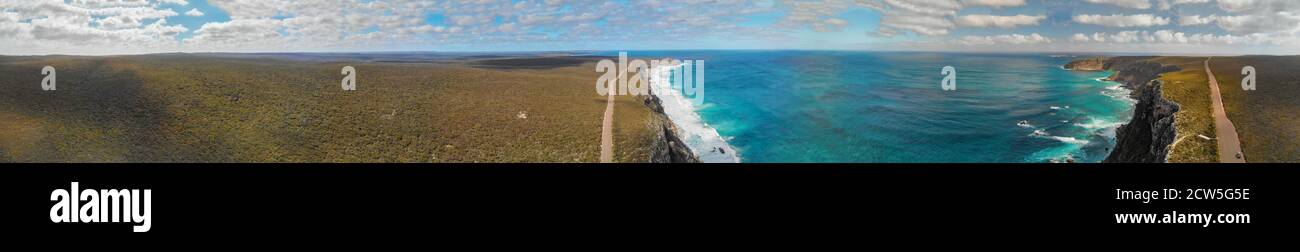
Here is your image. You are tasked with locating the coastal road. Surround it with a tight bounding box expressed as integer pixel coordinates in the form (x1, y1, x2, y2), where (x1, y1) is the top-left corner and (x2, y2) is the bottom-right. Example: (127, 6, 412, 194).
(600, 89, 615, 163)
(1204, 57, 1246, 163)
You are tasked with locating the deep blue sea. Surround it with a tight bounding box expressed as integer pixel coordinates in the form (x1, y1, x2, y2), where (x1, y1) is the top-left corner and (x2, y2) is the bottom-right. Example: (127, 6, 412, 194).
(596, 51, 1135, 163)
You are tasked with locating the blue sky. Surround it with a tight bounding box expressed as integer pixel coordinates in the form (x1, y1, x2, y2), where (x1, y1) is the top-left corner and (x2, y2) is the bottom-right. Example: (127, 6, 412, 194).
(2, 0, 1298, 55)
(161, 0, 230, 41)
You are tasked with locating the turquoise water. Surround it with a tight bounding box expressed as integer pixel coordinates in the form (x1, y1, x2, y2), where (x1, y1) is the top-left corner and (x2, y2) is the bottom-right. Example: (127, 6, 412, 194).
(602, 51, 1134, 163)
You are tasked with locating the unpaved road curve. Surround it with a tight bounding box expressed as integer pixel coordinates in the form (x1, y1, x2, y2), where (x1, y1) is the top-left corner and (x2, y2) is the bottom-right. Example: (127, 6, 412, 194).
(1204, 57, 1246, 163)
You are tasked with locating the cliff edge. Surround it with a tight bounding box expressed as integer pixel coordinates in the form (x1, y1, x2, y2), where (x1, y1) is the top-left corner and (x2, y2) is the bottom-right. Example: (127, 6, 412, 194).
(1066, 57, 1181, 163)
(642, 91, 702, 163)
(1063, 57, 1106, 71)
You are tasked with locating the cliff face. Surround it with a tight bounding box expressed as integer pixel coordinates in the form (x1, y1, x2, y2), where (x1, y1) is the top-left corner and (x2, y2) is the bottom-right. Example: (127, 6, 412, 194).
(1067, 58, 1181, 163)
(642, 92, 702, 163)
(1063, 57, 1106, 71)
(1105, 79, 1180, 163)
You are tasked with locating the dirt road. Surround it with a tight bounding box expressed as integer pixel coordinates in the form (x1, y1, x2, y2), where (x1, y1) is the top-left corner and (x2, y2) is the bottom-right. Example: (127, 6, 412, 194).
(1204, 57, 1246, 163)
(600, 91, 615, 163)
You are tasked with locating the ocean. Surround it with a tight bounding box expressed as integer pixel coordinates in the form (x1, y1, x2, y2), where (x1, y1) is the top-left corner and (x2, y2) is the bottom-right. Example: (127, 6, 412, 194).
(602, 51, 1134, 163)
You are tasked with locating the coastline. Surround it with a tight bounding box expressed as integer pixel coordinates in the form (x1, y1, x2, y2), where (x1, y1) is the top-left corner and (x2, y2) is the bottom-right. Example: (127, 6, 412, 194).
(642, 89, 703, 163)
(647, 53, 1144, 163)
(1066, 57, 1182, 163)
(639, 60, 741, 163)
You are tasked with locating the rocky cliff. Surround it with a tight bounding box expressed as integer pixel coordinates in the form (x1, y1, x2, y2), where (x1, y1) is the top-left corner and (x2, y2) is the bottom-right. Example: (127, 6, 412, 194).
(1063, 57, 1107, 71)
(642, 91, 702, 163)
(1067, 57, 1181, 163)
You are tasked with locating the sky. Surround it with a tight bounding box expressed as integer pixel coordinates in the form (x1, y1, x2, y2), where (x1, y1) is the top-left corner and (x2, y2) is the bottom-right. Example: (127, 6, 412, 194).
(1, 0, 1299, 55)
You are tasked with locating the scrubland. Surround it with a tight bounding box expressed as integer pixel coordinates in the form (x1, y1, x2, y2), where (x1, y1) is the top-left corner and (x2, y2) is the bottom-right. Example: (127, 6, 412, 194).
(0, 54, 657, 162)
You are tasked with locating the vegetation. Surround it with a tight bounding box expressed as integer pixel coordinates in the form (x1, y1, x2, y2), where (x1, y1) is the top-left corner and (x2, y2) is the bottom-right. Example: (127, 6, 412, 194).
(0, 54, 657, 162)
(1126, 55, 1299, 163)
(1207, 56, 1300, 162)
(1148, 57, 1218, 163)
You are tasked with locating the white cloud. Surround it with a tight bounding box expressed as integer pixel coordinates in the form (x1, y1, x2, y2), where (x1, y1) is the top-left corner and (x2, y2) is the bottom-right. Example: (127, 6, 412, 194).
(954, 14, 1045, 28)
(959, 33, 1050, 45)
(1186, 32, 1275, 45)
(776, 0, 868, 32)
(1216, 0, 1255, 12)
(1172, 1, 1300, 36)
(188, 18, 282, 44)
(1156, 0, 1209, 10)
(1083, 0, 1152, 9)
(1073, 14, 1170, 27)
(68, 0, 152, 7)
(0, 0, 1297, 55)
(1108, 30, 1143, 43)
(1209, 0, 1300, 35)
(179, 0, 784, 52)
(1177, 15, 1216, 26)
(961, 0, 1026, 7)
(1211, 15, 1279, 34)
(1070, 29, 1278, 45)
(860, 0, 961, 36)
(206, 0, 290, 19)
(0, 0, 190, 54)
(1070, 33, 1090, 42)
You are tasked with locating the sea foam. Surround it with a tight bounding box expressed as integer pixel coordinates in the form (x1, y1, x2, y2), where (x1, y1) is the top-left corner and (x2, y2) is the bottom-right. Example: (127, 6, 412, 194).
(651, 64, 741, 163)
(1075, 119, 1124, 130)
(1049, 136, 1090, 145)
